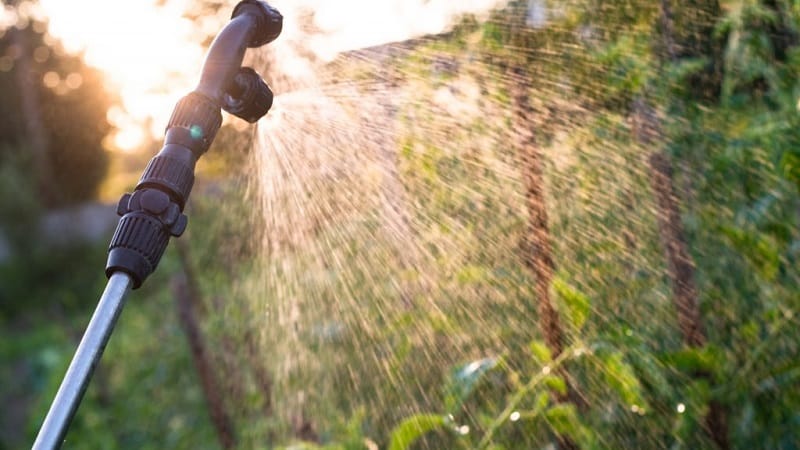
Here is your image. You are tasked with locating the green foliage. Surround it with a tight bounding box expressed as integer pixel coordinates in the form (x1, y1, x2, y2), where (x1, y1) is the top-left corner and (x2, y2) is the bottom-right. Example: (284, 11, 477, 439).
(552, 276, 590, 331)
(593, 34, 653, 107)
(7, 0, 800, 448)
(0, 146, 41, 248)
(662, 345, 724, 378)
(387, 414, 447, 450)
(0, 242, 107, 316)
(0, 20, 112, 206)
(529, 341, 552, 365)
(599, 352, 646, 409)
(239, 1, 800, 446)
(544, 403, 598, 449)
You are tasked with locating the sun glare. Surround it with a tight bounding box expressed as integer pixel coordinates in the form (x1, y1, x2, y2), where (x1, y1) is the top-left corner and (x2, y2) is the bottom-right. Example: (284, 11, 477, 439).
(38, 0, 207, 151)
(33, 0, 507, 151)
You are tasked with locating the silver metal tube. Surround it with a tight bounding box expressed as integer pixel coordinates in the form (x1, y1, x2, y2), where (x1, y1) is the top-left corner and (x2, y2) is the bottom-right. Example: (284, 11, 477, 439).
(32, 272, 133, 450)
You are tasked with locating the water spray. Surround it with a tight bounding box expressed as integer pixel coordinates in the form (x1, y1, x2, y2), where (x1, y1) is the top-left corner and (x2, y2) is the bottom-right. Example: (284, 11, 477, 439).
(32, 2, 282, 448)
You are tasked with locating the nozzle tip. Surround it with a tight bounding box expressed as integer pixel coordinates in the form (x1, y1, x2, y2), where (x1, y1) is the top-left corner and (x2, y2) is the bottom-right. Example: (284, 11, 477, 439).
(232, 1, 283, 48)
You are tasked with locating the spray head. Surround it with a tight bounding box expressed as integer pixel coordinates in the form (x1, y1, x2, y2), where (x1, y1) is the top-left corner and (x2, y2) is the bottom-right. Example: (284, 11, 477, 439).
(195, 0, 281, 120)
(107, 1, 284, 289)
(224, 67, 274, 123)
(232, 0, 283, 47)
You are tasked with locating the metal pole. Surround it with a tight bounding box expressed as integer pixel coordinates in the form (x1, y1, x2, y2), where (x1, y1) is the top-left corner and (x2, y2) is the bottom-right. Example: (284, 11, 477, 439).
(32, 272, 133, 450)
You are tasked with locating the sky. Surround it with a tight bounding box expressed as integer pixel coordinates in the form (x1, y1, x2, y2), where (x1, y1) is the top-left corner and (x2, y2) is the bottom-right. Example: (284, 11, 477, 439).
(12, 0, 509, 150)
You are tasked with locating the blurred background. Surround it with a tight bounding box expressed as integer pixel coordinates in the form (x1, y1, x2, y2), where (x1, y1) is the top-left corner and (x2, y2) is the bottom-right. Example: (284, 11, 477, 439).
(0, 2, 244, 448)
(1, 0, 800, 449)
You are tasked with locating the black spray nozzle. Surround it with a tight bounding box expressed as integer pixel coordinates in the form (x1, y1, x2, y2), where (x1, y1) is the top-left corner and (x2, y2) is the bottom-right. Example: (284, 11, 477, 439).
(197, 1, 281, 106)
(34, 4, 283, 448)
(106, 1, 282, 289)
(231, 0, 283, 47)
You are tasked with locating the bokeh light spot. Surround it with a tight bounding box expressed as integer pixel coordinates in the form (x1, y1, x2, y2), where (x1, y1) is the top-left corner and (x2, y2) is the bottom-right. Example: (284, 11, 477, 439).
(190, 125, 204, 140)
(33, 46, 50, 63)
(65, 72, 83, 89)
(43, 71, 59, 88)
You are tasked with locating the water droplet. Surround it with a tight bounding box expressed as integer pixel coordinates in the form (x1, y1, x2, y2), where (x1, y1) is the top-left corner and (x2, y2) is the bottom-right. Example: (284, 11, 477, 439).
(676, 403, 685, 414)
(630, 404, 639, 413)
(510, 411, 521, 422)
(541, 365, 551, 375)
(458, 425, 470, 435)
(464, 361, 481, 374)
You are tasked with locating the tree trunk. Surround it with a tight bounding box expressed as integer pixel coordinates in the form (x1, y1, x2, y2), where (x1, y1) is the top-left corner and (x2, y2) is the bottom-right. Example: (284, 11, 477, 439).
(651, 1, 731, 447)
(647, 142, 731, 450)
(512, 67, 578, 450)
(659, 0, 724, 101)
(648, 152, 706, 348)
(512, 68, 565, 361)
(9, 24, 56, 204)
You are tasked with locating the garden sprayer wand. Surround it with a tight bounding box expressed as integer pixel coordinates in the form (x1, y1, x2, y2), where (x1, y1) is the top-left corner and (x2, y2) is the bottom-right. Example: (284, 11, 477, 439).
(32, 2, 282, 448)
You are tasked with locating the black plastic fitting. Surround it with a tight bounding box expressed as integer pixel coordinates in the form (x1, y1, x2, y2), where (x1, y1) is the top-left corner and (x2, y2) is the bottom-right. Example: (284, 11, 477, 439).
(106, 189, 188, 288)
(231, 0, 283, 47)
(166, 92, 223, 156)
(105, 94, 220, 287)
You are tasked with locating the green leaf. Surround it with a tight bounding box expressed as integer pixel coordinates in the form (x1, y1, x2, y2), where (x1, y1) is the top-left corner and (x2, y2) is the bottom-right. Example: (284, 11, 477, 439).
(552, 276, 590, 330)
(662, 346, 724, 377)
(781, 149, 800, 189)
(388, 414, 447, 450)
(601, 352, 645, 408)
(666, 58, 709, 86)
(530, 341, 553, 365)
(627, 347, 672, 399)
(719, 225, 781, 280)
(544, 375, 568, 397)
(545, 403, 580, 439)
(533, 391, 550, 412)
(456, 264, 487, 284)
(544, 403, 599, 449)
